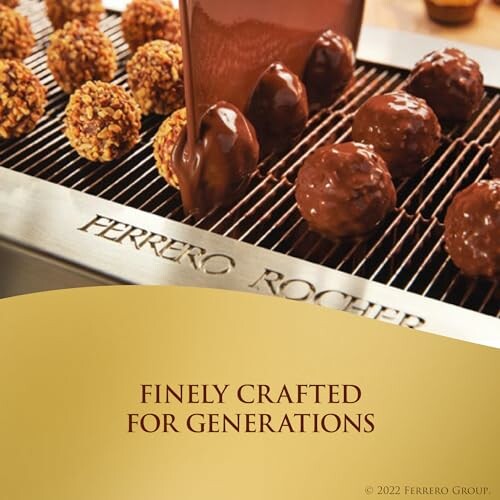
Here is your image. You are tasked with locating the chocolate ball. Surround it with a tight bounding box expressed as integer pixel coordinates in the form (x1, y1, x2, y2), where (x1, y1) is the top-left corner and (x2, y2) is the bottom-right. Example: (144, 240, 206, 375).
(444, 180, 500, 278)
(45, 0, 104, 29)
(295, 142, 397, 239)
(406, 48, 484, 122)
(0, 5, 34, 60)
(172, 101, 260, 217)
(127, 40, 183, 116)
(0, 59, 46, 139)
(304, 29, 355, 112)
(352, 90, 441, 178)
(121, 0, 180, 52)
(154, 107, 186, 188)
(247, 62, 309, 155)
(64, 81, 141, 162)
(0, 0, 19, 8)
(48, 20, 117, 94)
(489, 141, 500, 179)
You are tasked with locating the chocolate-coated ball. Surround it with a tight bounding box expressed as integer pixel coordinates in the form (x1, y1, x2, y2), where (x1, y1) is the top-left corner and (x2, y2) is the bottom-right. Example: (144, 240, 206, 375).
(352, 90, 441, 178)
(48, 20, 117, 94)
(444, 180, 499, 278)
(295, 142, 397, 239)
(45, 0, 104, 29)
(121, 0, 180, 52)
(247, 62, 309, 155)
(304, 29, 355, 112)
(154, 107, 186, 188)
(0, 5, 34, 60)
(127, 40, 183, 116)
(172, 101, 260, 217)
(406, 48, 484, 122)
(0, 59, 46, 139)
(64, 81, 141, 162)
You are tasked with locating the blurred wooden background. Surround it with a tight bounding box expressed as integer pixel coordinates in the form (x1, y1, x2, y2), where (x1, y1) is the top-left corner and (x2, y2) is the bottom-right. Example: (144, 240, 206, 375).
(364, 0, 500, 49)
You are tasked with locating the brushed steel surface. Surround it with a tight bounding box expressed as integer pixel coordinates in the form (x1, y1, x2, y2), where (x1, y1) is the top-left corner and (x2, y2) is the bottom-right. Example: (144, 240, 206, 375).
(0, 168, 497, 348)
(358, 26, 500, 89)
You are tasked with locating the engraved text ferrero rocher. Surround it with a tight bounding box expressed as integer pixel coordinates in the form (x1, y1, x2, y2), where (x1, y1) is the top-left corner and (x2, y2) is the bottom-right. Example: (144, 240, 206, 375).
(79, 215, 235, 275)
(79, 215, 426, 329)
(250, 268, 425, 329)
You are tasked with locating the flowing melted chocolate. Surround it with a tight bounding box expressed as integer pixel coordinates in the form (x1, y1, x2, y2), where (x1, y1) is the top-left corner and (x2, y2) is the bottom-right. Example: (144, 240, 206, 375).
(172, 101, 259, 218)
(175, 0, 365, 215)
(179, 0, 364, 137)
(304, 30, 355, 112)
(246, 62, 308, 156)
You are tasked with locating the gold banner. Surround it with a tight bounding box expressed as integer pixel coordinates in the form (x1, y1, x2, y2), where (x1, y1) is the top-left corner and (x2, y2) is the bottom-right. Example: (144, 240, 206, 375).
(0, 286, 498, 499)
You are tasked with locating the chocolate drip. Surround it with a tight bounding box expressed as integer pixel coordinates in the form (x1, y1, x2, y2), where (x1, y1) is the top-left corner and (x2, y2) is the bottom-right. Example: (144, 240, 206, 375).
(172, 101, 259, 217)
(304, 30, 355, 112)
(178, 0, 365, 135)
(246, 62, 308, 155)
(175, 0, 365, 214)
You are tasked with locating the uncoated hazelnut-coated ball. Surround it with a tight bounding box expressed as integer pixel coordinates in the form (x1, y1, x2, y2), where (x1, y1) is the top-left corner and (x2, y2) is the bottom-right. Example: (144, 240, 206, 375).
(0, 5, 34, 60)
(0, 59, 46, 139)
(153, 107, 187, 188)
(127, 40, 184, 116)
(45, 0, 104, 29)
(121, 0, 180, 52)
(48, 20, 117, 94)
(64, 81, 142, 162)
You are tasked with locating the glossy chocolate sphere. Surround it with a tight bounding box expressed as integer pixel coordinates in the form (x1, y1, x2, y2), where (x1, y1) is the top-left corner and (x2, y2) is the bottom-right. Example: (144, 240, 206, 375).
(295, 142, 396, 239)
(303, 29, 355, 112)
(247, 62, 308, 155)
(444, 180, 500, 278)
(172, 101, 260, 217)
(352, 90, 441, 178)
(406, 48, 484, 122)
